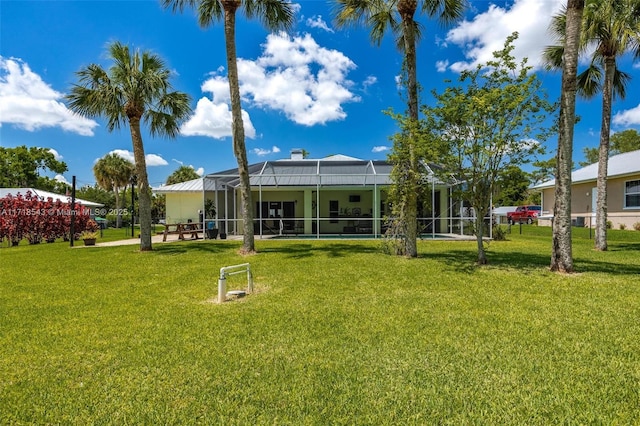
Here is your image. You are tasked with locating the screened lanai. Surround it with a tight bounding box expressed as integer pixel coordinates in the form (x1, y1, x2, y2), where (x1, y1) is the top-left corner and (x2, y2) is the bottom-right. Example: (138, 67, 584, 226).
(198, 153, 465, 239)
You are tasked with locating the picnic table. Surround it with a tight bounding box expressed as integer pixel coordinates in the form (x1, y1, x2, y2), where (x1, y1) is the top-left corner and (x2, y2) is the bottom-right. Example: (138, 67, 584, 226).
(162, 222, 203, 242)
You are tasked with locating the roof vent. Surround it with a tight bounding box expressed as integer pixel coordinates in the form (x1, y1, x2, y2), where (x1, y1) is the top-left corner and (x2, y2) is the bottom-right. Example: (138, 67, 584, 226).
(290, 149, 304, 160)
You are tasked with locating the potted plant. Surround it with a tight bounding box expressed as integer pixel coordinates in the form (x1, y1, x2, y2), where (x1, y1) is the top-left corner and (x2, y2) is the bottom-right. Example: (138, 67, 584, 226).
(81, 230, 98, 246)
(81, 219, 100, 246)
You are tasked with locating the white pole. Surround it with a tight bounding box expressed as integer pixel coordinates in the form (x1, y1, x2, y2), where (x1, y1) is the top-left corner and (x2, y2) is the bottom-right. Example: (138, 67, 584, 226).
(218, 275, 226, 303)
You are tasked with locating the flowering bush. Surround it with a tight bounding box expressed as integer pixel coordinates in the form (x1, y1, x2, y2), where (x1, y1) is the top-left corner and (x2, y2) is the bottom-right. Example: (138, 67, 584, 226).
(0, 192, 96, 246)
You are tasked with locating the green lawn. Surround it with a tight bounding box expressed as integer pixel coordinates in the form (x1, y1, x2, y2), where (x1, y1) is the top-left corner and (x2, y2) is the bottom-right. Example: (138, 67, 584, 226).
(1, 227, 639, 424)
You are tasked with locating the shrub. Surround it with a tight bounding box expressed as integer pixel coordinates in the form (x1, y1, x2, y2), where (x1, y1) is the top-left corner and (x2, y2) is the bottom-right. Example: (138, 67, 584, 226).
(634, 222, 640, 231)
(606, 220, 613, 229)
(492, 224, 507, 241)
(619, 223, 626, 230)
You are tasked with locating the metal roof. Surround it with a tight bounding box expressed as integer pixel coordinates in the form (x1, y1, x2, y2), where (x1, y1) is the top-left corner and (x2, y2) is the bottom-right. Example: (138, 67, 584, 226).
(204, 159, 400, 188)
(153, 178, 218, 193)
(0, 188, 103, 207)
(532, 149, 640, 189)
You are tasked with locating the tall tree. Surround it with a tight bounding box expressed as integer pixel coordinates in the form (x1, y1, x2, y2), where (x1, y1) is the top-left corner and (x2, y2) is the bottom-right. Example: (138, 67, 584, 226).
(545, 0, 585, 273)
(333, 0, 465, 257)
(545, 0, 640, 251)
(93, 153, 135, 228)
(163, 0, 295, 254)
(66, 41, 192, 251)
(494, 165, 530, 207)
(0, 146, 67, 189)
(421, 33, 553, 265)
(580, 128, 640, 166)
(166, 165, 200, 185)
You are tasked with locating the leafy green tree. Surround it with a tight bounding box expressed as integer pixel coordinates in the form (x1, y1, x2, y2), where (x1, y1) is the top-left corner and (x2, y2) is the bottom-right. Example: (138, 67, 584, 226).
(94, 153, 135, 228)
(494, 165, 530, 207)
(579, 146, 600, 166)
(66, 41, 192, 251)
(163, 0, 295, 254)
(0, 146, 67, 189)
(545, 0, 585, 273)
(422, 33, 554, 265)
(545, 0, 640, 251)
(333, 0, 465, 258)
(166, 165, 200, 185)
(611, 128, 640, 153)
(76, 184, 116, 209)
(580, 129, 640, 166)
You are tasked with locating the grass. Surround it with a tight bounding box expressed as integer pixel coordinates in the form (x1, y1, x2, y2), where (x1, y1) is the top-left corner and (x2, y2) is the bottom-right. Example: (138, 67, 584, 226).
(1, 226, 639, 424)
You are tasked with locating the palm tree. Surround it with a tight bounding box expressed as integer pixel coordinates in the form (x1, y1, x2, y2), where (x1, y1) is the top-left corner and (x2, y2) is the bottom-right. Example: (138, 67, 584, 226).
(166, 165, 201, 185)
(163, 0, 295, 254)
(332, 0, 465, 257)
(93, 153, 135, 228)
(546, 0, 585, 273)
(545, 0, 640, 251)
(67, 41, 192, 251)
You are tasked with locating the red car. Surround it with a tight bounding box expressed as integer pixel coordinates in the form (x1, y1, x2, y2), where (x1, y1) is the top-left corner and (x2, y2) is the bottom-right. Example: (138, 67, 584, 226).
(507, 205, 542, 225)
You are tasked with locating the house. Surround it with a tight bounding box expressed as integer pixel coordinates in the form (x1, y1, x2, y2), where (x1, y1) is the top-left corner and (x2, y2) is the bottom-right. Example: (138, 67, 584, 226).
(154, 150, 474, 238)
(532, 149, 640, 229)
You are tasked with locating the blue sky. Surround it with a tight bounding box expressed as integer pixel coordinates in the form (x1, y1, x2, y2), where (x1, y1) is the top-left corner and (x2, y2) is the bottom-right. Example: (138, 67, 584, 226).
(2, 0, 640, 189)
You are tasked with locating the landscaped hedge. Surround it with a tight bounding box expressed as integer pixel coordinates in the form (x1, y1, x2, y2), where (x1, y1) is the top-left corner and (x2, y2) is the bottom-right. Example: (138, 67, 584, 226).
(0, 191, 94, 246)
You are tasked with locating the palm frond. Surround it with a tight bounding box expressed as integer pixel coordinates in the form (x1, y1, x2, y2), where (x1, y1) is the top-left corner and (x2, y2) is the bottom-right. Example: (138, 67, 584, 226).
(576, 64, 602, 99)
(421, 0, 466, 27)
(244, 0, 296, 32)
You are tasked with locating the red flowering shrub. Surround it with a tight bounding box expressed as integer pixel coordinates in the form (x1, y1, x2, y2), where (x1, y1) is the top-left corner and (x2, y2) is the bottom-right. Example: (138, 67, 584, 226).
(0, 192, 95, 246)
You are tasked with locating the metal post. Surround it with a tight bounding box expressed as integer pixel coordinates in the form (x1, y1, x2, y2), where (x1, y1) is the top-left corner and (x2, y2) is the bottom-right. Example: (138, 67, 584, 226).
(218, 275, 227, 303)
(247, 267, 253, 293)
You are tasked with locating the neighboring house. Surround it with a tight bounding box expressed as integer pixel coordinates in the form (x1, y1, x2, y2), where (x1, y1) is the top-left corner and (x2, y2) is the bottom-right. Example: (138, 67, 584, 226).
(532, 149, 640, 229)
(0, 187, 103, 211)
(154, 150, 471, 238)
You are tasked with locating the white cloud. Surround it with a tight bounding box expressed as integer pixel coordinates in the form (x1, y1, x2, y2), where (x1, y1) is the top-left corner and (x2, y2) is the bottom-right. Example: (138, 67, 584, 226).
(54, 174, 70, 185)
(184, 32, 359, 133)
(181, 90, 256, 139)
(372, 146, 390, 153)
(306, 15, 334, 33)
(436, 60, 449, 73)
(108, 149, 167, 166)
(194, 167, 204, 176)
(0, 56, 98, 136)
(252, 145, 281, 156)
(363, 76, 377, 89)
(445, 0, 563, 72)
(613, 105, 640, 126)
(48, 148, 63, 160)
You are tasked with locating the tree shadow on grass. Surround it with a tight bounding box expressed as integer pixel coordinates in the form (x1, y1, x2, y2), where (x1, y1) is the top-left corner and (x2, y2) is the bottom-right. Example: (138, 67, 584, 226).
(258, 242, 379, 259)
(154, 241, 233, 255)
(423, 248, 640, 276)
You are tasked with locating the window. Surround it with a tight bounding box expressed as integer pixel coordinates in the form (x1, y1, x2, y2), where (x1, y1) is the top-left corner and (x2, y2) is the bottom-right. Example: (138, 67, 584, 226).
(625, 179, 640, 208)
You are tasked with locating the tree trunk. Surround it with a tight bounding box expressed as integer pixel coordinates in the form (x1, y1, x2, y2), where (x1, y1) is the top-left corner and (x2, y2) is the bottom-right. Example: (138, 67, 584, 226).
(399, 0, 419, 258)
(475, 216, 487, 265)
(224, 1, 255, 254)
(551, 0, 584, 273)
(594, 57, 615, 251)
(128, 117, 152, 251)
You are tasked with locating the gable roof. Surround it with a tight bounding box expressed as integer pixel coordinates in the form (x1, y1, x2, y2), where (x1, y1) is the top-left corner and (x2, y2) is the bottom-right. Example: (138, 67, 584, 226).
(0, 188, 103, 207)
(532, 149, 640, 190)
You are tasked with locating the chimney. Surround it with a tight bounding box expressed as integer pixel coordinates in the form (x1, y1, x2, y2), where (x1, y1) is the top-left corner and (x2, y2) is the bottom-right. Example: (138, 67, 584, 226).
(290, 148, 304, 160)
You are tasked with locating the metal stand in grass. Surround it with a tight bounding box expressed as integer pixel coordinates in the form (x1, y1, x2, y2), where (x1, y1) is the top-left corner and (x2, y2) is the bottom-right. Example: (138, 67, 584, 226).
(218, 263, 254, 303)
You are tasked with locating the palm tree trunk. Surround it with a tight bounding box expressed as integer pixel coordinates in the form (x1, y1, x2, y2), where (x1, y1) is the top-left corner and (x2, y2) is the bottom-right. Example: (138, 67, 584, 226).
(128, 117, 153, 251)
(594, 57, 615, 251)
(399, 0, 419, 258)
(551, 0, 584, 273)
(224, 1, 255, 254)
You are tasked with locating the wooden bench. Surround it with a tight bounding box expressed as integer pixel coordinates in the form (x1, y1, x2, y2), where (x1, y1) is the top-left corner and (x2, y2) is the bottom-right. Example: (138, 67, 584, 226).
(163, 223, 203, 242)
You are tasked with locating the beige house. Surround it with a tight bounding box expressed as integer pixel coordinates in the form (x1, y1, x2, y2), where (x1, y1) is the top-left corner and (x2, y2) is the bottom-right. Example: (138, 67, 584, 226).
(154, 151, 472, 238)
(532, 149, 640, 229)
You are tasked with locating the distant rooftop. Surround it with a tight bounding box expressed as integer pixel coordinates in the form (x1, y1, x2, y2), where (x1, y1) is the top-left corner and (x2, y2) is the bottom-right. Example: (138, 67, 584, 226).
(532, 149, 640, 189)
